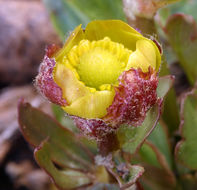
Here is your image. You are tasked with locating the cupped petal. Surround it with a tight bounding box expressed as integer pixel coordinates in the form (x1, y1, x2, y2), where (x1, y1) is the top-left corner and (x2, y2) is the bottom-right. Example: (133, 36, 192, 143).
(63, 90, 115, 119)
(84, 20, 144, 51)
(126, 40, 157, 72)
(84, 20, 161, 71)
(53, 63, 90, 104)
(55, 24, 85, 61)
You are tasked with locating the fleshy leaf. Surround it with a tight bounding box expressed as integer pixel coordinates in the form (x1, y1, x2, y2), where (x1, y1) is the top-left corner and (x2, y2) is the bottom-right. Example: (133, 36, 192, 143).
(116, 76, 172, 154)
(165, 14, 197, 85)
(95, 153, 144, 189)
(157, 75, 174, 99)
(43, 0, 126, 39)
(110, 160, 145, 189)
(35, 140, 91, 189)
(135, 132, 176, 190)
(139, 143, 161, 168)
(52, 104, 98, 155)
(175, 87, 197, 169)
(52, 104, 79, 133)
(117, 103, 161, 154)
(18, 100, 95, 189)
(119, 165, 144, 189)
(87, 184, 119, 190)
(159, 67, 180, 134)
(159, 0, 197, 25)
(148, 122, 173, 168)
(111, 165, 144, 189)
(136, 139, 176, 190)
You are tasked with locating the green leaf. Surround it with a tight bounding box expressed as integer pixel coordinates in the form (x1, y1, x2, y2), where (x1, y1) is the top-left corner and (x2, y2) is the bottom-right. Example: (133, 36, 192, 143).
(52, 104, 79, 133)
(95, 152, 144, 189)
(157, 75, 174, 99)
(179, 173, 197, 190)
(171, 0, 197, 22)
(43, 0, 126, 39)
(165, 14, 197, 85)
(109, 164, 144, 189)
(18, 100, 95, 189)
(159, 60, 180, 134)
(139, 143, 161, 168)
(137, 140, 176, 190)
(148, 122, 173, 168)
(141, 164, 176, 190)
(18, 100, 93, 163)
(117, 103, 161, 154)
(160, 0, 197, 23)
(122, 165, 144, 188)
(175, 87, 197, 169)
(87, 184, 119, 190)
(117, 76, 173, 154)
(35, 140, 91, 189)
(52, 104, 98, 155)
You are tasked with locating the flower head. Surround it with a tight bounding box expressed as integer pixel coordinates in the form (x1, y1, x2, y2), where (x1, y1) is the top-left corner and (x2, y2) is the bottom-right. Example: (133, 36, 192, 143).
(36, 20, 161, 139)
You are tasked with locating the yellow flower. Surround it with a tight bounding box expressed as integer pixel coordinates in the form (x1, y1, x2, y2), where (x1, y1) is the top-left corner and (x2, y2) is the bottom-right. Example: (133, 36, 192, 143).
(36, 20, 161, 137)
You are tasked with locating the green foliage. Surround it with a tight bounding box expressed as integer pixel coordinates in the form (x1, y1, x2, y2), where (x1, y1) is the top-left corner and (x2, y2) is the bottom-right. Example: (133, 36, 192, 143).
(43, 0, 126, 39)
(148, 122, 172, 168)
(18, 100, 147, 189)
(160, 0, 197, 23)
(175, 88, 197, 169)
(137, 122, 176, 190)
(117, 103, 161, 154)
(165, 14, 197, 85)
(18, 100, 94, 189)
(107, 153, 145, 189)
(35, 141, 91, 189)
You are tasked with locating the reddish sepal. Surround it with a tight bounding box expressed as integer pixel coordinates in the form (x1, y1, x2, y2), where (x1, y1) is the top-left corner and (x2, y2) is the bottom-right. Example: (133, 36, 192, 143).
(72, 116, 117, 141)
(35, 52, 67, 106)
(104, 68, 158, 127)
(45, 44, 60, 58)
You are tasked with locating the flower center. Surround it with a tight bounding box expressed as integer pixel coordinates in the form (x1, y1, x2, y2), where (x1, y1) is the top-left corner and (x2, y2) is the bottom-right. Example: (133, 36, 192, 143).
(77, 47, 125, 89)
(64, 37, 132, 90)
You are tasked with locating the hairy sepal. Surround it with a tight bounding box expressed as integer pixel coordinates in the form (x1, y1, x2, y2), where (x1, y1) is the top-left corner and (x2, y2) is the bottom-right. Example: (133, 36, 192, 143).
(35, 45, 67, 106)
(104, 67, 158, 127)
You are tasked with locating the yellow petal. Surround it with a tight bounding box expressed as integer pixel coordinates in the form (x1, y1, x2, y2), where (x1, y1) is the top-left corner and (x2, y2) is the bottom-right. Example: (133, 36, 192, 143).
(137, 40, 156, 66)
(55, 25, 85, 61)
(151, 40, 161, 71)
(126, 39, 158, 72)
(51, 20, 162, 120)
(63, 90, 115, 118)
(84, 20, 161, 71)
(85, 20, 145, 51)
(54, 63, 90, 104)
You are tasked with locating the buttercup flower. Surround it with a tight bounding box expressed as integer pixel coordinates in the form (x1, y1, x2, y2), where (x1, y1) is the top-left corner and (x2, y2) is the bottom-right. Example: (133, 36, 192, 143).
(36, 20, 161, 139)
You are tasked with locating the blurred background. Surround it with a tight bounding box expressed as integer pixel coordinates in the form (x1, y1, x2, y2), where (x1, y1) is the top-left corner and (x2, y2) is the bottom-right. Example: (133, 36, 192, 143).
(0, 0, 196, 189)
(0, 0, 60, 189)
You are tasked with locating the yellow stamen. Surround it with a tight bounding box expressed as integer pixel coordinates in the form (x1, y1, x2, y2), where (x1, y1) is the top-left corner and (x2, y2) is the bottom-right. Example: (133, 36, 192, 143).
(62, 37, 132, 90)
